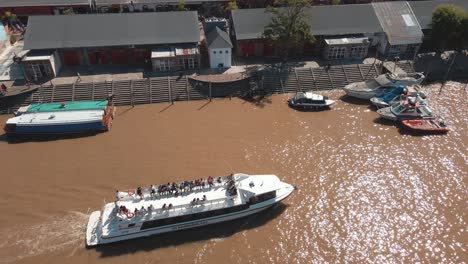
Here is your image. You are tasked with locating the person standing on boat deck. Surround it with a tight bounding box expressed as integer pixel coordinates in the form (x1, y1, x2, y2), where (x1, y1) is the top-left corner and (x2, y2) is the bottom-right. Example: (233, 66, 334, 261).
(150, 185, 156, 197)
(137, 186, 143, 199)
(0, 83, 7, 95)
(115, 190, 120, 201)
(200, 178, 205, 188)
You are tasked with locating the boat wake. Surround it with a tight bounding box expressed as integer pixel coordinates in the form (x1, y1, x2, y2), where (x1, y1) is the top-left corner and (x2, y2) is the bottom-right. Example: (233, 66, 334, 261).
(0, 211, 88, 263)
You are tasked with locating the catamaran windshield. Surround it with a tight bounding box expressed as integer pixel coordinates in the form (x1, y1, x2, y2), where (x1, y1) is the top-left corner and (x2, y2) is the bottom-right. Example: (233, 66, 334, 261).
(364, 80, 381, 89)
(375, 75, 392, 85)
(391, 104, 405, 114)
(294, 93, 305, 100)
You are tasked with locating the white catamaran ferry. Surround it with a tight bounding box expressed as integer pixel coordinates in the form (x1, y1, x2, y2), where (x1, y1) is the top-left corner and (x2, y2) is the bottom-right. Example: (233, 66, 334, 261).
(86, 173, 295, 246)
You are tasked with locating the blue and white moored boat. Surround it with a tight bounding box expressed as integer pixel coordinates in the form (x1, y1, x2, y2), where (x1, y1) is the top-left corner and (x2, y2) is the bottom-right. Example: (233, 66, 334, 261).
(370, 86, 426, 108)
(3, 109, 113, 135)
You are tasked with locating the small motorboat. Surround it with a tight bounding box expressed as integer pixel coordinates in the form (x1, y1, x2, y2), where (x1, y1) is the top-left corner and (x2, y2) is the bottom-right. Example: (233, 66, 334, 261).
(343, 72, 425, 99)
(370, 86, 426, 108)
(401, 118, 449, 134)
(288, 92, 335, 109)
(377, 97, 433, 121)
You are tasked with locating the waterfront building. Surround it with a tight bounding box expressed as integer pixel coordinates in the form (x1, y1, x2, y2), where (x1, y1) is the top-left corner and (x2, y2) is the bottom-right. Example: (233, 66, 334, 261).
(206, 26, 233, 69)
(372, 1, 423, 58)
(230, 4, 382, 59)
(0, 0, 91, 16)
(230, 0, 466, 60)
(21, 11, 201, 80)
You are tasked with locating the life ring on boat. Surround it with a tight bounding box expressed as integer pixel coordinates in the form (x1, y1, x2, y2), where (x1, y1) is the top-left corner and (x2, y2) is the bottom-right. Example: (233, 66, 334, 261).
(126, 212, 134, 218)
(127, 190, 135, 196)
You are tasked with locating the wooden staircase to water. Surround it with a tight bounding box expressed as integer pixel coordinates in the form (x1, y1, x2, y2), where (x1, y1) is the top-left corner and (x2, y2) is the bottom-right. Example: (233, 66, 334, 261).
(1, 63, 388, 113)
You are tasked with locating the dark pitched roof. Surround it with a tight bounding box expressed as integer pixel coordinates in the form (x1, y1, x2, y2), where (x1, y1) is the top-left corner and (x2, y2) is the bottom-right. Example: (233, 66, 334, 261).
(372, 2, 423, 45)
(206, 27, 233, 49)
(24, 12, 200, 50)
(0, 0, 89, 7)
(231, 5, 383, 40)
(0, 0, 229, 7)
(96, 0, 229, 3)
(409, 0, 468, 30)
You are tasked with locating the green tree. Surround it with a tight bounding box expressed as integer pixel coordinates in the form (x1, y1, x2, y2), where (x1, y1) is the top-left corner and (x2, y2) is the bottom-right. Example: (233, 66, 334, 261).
(1, 12, 16, 25)
(430, 4, 468, 51)
(331, 0, 341, 5)
(263, 0, 315, 64)
(225, 1, 238, 12)
(176, 0, 186, 11)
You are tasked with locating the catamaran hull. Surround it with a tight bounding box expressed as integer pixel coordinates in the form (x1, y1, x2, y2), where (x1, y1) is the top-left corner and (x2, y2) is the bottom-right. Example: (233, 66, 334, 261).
(343, 89, 377, 100)
(6, 120, 106, 135)
(86, 186, 294, 246)
(377, 107, 398, 121)
(377, 107, 432, 121)
(370, 98, 390, 108)
(288, 100, 336, 109)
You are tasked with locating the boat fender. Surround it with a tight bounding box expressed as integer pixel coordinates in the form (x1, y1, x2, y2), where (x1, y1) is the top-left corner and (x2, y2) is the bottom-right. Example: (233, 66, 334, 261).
(127, 212, 134, 218)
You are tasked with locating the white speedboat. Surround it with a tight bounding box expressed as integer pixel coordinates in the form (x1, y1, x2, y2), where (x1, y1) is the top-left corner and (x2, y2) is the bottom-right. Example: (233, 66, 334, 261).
(377, 97, 433, 121)
(86, 173, 295, 246)
(288, 92, 335, 109)
(343, 72, 425, 99)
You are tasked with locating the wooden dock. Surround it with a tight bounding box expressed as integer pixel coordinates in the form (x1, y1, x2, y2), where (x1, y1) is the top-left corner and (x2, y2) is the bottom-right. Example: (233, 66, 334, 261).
(0, 62, 415, 114)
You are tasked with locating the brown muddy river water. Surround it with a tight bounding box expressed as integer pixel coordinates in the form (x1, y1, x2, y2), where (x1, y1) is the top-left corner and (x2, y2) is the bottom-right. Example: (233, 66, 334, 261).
(0, 82, 466, 263)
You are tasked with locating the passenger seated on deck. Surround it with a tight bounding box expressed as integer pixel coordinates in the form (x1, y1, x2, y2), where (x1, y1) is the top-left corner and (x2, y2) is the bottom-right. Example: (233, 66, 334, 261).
(217, 177, 222, 184)
(134, 208, 138, 214)
(119, 205, 126, 214)
(150, 185, 156, 197)
(141, 206, 146, 213)
(168, 204, 173, 209)
(191, 198, 196, 205)
(148, 205, 153, 212)
(137, 187, 143, 197)
(162, 203, 166, 209)
(202, 195, 207, 201)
